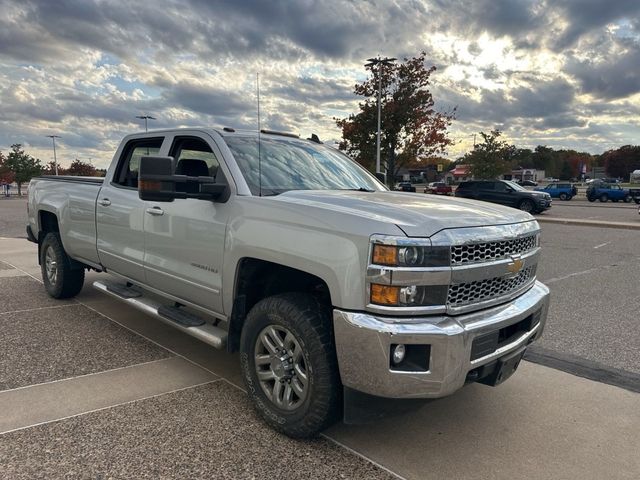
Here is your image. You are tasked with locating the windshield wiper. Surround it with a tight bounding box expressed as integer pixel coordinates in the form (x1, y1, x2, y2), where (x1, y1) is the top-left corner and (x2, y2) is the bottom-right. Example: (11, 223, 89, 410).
(343, 187, 375, 192)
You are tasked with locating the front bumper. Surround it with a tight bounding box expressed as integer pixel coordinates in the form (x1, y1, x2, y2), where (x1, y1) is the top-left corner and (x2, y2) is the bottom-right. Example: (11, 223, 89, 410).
(333, 281, 550, 399)
(537, 198, 552, 210)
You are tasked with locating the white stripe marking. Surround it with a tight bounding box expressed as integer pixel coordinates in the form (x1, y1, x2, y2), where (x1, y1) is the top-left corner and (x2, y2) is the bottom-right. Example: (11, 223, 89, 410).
(0, 379, 221, 436)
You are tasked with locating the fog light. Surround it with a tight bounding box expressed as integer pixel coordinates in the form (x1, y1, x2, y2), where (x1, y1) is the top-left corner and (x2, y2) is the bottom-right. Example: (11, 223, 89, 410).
(392, 344, 406, 365)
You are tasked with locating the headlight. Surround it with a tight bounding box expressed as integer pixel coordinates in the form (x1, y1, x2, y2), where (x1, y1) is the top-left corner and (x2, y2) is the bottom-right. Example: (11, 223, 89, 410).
(372, 244, 450, 267)
(370, 284, 448, 307)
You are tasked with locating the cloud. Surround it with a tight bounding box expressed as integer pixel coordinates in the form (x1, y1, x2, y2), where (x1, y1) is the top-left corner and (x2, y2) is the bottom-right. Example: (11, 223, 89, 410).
(0, 0, 639, 166)
(565, 41, 640, 99)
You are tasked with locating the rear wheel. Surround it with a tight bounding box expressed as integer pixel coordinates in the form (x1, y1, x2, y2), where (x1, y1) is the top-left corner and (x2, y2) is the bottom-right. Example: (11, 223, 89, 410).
(240, 293, 341, 438)
(559, 193, 568, 200)
(518, 199, 535, 213)
(40, 233, 85, 298)
(623, 195, 631, 203)
(599, 194, 608, 203)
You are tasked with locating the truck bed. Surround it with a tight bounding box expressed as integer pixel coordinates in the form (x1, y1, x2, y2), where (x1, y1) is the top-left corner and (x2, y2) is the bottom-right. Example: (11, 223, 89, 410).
(28, 176, 104, 267)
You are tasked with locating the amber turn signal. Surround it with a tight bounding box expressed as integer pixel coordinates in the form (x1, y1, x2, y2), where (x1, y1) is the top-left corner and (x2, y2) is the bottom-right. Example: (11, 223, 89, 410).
(372, 244, 398, 266)
(139, 180, 161, 191)
(370, 284, 400, 305)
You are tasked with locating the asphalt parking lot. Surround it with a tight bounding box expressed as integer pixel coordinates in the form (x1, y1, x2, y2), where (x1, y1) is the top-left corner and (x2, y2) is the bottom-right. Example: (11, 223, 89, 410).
(1, 196, 639, 479)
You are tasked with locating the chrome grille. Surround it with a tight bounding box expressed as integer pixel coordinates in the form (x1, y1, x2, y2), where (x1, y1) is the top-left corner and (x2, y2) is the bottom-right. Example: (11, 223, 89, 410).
(447, 266, 536, 308)
(451, 235, 537, 265)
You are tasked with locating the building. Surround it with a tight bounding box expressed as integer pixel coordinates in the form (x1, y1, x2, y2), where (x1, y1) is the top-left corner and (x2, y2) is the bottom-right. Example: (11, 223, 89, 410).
(506, 168, 545, 183)
(443, 165, 471, 184)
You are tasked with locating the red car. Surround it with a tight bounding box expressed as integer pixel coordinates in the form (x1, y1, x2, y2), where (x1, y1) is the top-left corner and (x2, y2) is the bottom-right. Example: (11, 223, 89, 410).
(425, 182, 452, 195)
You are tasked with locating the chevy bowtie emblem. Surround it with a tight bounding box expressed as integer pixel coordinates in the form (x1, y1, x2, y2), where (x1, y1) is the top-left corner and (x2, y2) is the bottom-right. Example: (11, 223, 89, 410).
(506, 255, 524, 275)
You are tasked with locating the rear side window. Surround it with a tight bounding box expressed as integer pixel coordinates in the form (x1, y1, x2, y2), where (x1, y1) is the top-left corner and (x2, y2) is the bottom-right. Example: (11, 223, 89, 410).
(113, 138, 164, 188)
(477, 182, 495, 191)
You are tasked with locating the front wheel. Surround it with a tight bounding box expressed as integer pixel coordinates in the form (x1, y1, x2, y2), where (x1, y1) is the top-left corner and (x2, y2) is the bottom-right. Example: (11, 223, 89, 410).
(559, 193, 568, 201)
(518, 199, 535, 213)
(40, 233, 85, 298)
(240, 293, 341, 438)
(623, 195, 631, 203)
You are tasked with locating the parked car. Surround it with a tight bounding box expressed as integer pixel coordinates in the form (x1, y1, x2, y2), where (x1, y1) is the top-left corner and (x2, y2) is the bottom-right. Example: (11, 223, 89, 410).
(535, 182, 577, 200)
(455, 180, 552, 214)
(517, 180, 538, 187)
(425, 182, 452, 195)
(630, 187, 640, 204)
(395, 181, 416, 192)
(26, 128, 550, 438)
(586, 183, 631, 203)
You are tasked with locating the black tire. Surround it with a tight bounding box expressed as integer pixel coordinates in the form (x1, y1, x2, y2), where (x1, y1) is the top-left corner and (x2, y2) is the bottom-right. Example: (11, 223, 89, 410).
(518, 199, 535, 213)
(635, 198, 640, 204)
(599, 194, 608, 202)
(40, 232, 85, 299)
(623, 195, 631, 203)
(588, 196, 596, 202)
(559, 193, 568, 201)
(240, 293, 341, 438)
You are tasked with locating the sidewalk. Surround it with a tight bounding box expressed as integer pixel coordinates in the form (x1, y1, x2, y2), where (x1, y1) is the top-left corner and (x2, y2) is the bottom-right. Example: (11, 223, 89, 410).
(1, 237, 638, 480)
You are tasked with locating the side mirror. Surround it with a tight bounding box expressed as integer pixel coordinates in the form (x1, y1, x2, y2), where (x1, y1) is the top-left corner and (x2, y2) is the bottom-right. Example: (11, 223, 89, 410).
(139, 156, 177, 202)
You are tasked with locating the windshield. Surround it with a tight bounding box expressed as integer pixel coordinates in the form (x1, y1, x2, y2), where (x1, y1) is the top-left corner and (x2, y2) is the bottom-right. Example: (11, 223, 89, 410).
(504, 180, 527, 191)
(224, 136, 385, 195)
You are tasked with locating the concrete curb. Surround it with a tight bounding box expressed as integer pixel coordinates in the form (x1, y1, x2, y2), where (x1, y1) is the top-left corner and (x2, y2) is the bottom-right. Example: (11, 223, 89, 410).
(537, 216, 640, 230)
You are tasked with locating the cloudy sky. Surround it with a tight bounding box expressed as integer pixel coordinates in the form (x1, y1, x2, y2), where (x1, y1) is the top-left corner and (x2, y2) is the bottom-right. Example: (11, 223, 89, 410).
(1, 0, 639, 169)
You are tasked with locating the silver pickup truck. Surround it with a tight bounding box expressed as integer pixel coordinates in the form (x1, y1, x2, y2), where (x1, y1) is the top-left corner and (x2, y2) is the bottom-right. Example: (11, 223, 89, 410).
(27, 128, 550, 437)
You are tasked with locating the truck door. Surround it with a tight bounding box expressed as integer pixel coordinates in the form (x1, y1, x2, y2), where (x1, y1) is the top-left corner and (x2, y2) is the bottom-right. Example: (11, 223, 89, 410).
(142, 134, 230, 314)
(96, 137, 165, 283)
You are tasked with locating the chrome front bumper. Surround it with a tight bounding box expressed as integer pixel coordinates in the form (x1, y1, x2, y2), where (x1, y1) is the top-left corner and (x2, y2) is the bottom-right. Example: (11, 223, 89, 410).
(333, 281, 550, 399)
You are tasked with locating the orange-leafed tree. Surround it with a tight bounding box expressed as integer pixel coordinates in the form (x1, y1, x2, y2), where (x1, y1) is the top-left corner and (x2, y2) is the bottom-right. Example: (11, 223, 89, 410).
(0, 150, 16, 185)
(336, 52, 455, 186)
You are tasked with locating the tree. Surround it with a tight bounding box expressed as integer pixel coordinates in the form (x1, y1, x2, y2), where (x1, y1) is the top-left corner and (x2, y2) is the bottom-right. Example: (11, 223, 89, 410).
(66, 158, 97, 176)
(336, 52, 455, 186)
(464, 130, 513, 179)
(559, 161, 573, 180)
(43, 160, 67, 176)
(0, 150, 16, 186)
(5, 144, 43, 195)
(601, 145, 640, 179)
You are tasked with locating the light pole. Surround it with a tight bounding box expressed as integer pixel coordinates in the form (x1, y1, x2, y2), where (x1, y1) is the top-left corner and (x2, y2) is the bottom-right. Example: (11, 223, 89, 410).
(365, 57, 396, 175)
(135, 115, 156, 132)
(46, 135, 61, 175)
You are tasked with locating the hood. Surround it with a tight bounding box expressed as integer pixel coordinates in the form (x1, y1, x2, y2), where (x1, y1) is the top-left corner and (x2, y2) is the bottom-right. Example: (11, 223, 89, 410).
(272, 190, 535, 237)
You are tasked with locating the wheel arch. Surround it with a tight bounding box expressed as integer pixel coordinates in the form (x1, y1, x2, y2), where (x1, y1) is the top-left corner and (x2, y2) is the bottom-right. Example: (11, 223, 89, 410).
(227, 258, 333, 352)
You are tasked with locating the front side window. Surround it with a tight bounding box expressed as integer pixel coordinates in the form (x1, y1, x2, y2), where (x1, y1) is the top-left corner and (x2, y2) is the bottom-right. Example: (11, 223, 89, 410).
(504, 180, 526, 191)
(170, 137, 221, 178)
(224, 136, 384, 195)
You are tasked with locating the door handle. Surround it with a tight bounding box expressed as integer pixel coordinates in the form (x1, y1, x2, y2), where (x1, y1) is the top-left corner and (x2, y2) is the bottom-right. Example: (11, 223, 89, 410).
(146, 207, 164, 216)
(98, 198, 111, 207)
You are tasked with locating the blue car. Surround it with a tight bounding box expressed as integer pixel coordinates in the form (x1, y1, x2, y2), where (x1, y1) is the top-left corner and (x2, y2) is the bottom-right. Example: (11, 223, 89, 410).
(535, 182, 577, 200)
(586, 183, 631, 203)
